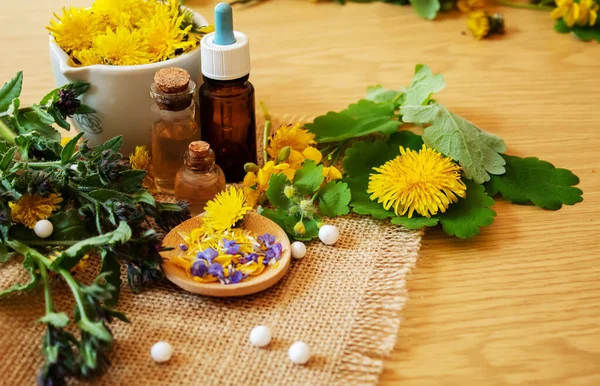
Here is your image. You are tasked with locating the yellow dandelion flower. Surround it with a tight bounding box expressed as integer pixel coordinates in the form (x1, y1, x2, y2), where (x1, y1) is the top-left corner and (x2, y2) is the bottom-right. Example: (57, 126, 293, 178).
(92, 0, 151, 28)
(9, 193, 63, 229)
(467, 10, 490, 40)
(47, 7, 105, 53)
(139, 0, 197, 63)
(90, 27, 152, 66)
(203, 187, 252, 233)
(267, 123, 316, 159)
(129, 146, 158, 194)
(577, 0, 598, 26)
(367, 145, 466, 218)
(322, 166, 342, 182)
(457, 0, 487, 12)
(551, 0, 581, 27)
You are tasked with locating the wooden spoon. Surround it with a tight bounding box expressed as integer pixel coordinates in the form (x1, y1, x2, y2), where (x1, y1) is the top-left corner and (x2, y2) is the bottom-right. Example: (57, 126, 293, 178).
(160, 212, 291, 297)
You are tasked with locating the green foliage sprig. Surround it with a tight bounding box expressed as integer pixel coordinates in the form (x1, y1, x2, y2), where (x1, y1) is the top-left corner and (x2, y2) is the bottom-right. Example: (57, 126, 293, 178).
(306, 64, 583, 238)
(0, 73, 190, 386)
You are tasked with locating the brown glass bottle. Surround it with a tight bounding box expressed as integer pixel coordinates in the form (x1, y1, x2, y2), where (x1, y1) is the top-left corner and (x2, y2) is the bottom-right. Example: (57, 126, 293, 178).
(175, 141, 226, 216)
(199, 75, 256, 182)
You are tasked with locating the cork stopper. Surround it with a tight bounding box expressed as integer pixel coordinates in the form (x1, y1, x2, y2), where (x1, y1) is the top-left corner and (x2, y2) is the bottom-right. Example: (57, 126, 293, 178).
(154, 68, 190, 94)
(188, 141, 210, 157)
(185, 141, 215, 171)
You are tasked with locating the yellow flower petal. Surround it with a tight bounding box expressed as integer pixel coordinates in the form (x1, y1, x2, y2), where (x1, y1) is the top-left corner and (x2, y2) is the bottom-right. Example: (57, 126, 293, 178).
(203, 187, 252, 233)
(267, 123, 316, 159)
(302, 147, 322, 164)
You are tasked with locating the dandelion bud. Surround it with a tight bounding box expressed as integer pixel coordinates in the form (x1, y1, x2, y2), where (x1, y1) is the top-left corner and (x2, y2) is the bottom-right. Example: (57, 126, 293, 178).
(284, 185, 295, 198)
(244, 162, 259, 173)
(277, 146, 291, 163)
(293, 221, 306, 235)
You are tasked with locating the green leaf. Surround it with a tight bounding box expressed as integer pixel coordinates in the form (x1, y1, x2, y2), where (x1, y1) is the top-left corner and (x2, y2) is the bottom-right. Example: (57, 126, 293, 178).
(51, 222, 131, 270)
(77, 319, 112, 342)
(61, 132, 84, 164)
(438, 181, 496, 238)
(318, 181, 351, 217)
(484, 155, 583, 210)
(266, 173, 293, 208)
(30, 104, 55, 125)
(390, 215, 439, 229)
(554, 19, 600, 42)
(0, 253, 38, 297)
(38, 312, 70, 328)
(293, 160, 324, 194)
(346, 178, 396, 219)
(343, 131, 424, 177)
(401, 103, 506, 184)
(0, 147, 16, 171)
(48, 105, 70, 129)
(105, 308, 130, 323)
(133, 189, 155, 206)
(9, 210, 92, 244)
(410, 0, 441, 20)
(403, 64, 446, 106)
(258, 207, 289, 226)
(305, 99, 401, 143)
(100, 250, 121, 308)
(365, 85, 402, 104)
(20, 112, 61, 140)
(0, 71, 23, 111)
(0, 245, 8, 262)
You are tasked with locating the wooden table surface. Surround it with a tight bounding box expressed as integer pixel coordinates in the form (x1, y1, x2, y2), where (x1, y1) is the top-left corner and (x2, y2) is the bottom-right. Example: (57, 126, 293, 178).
(1, 0, 599, 384)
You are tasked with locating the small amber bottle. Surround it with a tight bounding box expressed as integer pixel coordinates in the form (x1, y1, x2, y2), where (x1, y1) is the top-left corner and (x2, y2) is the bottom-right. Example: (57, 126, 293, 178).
(175, 141, 226, 216)
(150, 67, 200, 194)
(200, 3, 256, 182)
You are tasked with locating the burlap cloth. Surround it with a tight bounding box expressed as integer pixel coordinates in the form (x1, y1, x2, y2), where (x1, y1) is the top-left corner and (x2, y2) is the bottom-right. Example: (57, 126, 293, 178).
(0, 114, 422, 385)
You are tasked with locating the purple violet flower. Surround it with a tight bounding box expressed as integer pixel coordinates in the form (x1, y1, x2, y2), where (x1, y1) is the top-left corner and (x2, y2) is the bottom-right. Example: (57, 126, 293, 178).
(196, 248, 219, 263)
(228, 269, 245, 285)
(223, 239, 241, 255)
(179, 243, 188, 252)
(258, 233, 276, 247)
(190, 261, 208, 277)
(264, 242, 283, 262)
(208, 263, 224, 278)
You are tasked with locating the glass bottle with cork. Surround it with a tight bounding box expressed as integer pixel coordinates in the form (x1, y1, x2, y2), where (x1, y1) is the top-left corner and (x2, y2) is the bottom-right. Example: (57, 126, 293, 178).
(200, 3, 256, 182)
(175, 141, 226, 216)
(150, 67, 200, 194)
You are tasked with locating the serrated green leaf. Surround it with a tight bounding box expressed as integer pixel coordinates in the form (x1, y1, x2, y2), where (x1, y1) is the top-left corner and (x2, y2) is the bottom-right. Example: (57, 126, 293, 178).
(293, 160, 324, 194)
(390, 215, 439, 229)
(258, 206, 288, 226)
(100, 250, 121, 308)
(438, 181, 496, 238)
(403, 64, 446, 106)
(61, 132, 84, 164)
(365, 85, 402, 104)
(401, 103, 506, 184)
(318, 181, 351, 217)
(51, 222, 131, 270)
(266, 173, 293, 208)
(484, 155, 583, 210)
(38, 312, 70, 328)
(410, 0, 441, 20)
(305, 99, 401, 143)
(0, 71, 23, 111)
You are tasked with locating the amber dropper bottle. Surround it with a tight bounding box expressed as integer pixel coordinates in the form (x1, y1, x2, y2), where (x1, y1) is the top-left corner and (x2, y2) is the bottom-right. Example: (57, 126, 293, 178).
(200, 3, 256, 182)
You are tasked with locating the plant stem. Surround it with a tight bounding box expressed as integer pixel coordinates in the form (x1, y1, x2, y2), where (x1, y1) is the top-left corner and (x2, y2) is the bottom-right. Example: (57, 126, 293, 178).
(0, 119, 16, 145)
(495, 0, 554, 10)
(15, 160, 63, 168)
(59, 267, 90, 324)
(259, 100, 271, 164)
(329, 140, 348, 166)
(38, 262, 55, 315)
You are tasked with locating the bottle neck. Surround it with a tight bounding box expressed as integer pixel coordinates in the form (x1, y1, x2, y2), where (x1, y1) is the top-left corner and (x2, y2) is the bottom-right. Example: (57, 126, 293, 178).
(185, 150, 215, 172)
(202, 74, 250, 88)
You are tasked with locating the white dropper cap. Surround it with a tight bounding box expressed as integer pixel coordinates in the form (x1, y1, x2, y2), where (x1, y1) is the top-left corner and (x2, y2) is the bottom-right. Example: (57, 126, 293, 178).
(201, 3, 251, 81)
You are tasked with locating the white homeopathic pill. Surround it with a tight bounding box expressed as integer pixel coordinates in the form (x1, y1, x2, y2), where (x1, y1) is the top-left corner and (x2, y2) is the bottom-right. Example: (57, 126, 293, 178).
(249, 325, 272, 347)
(33, 219, 53, 239)
(290, 241, 307, 259)
(151, 341, 174, 363)
(318, 224, 339, 245)
(288, 341, 311, 365)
